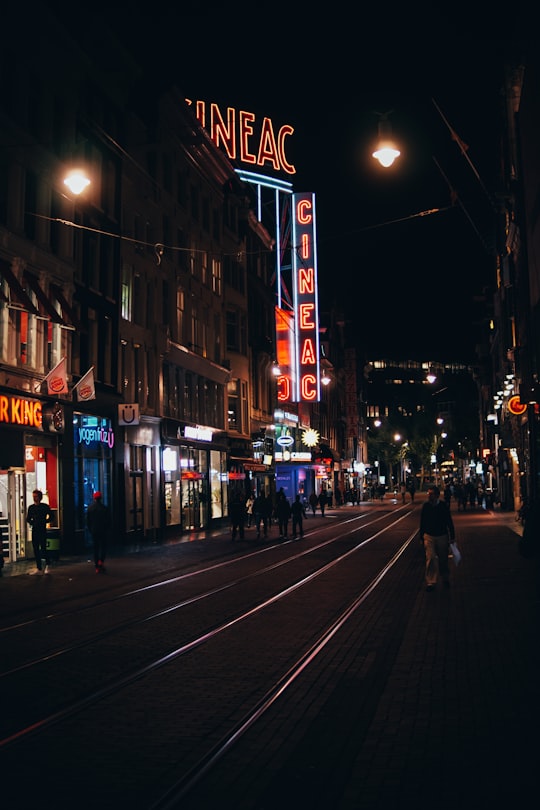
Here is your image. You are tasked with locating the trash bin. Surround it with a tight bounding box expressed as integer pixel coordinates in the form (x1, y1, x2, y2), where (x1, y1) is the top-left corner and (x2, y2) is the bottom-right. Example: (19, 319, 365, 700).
(46, 530, 60, 561)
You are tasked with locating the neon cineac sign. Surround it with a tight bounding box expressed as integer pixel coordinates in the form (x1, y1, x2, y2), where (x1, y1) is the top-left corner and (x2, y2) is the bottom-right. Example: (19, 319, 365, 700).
(186, 100, 296, 176)
(275, 193, 321, 403)
(291, 192, 320, 402)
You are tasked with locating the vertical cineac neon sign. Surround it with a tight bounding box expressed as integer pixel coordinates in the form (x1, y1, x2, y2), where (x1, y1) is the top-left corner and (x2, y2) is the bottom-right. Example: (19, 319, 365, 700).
(291, 192, 320, 402)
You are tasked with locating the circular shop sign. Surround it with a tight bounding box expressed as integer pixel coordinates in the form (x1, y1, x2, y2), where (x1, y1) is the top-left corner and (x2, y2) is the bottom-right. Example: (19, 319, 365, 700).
(508, 395, 527, 415)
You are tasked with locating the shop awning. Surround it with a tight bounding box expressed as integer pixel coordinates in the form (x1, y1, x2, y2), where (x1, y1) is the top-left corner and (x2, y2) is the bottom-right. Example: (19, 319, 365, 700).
(314, 444, 341, 463)
(50, 283, 81, 330)
(0, 259, 40, 316)
(229, 457, 267, 472)
(23, 271, 65, 324)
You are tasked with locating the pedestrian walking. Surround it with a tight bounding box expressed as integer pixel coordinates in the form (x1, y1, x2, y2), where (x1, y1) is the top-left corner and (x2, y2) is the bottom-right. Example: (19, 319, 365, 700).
(407, 479, 416, 502)
(253, 491, 272, 538)
(245, 493, 255, 527)
(26, 489, 52, 574)
(308, 491, 318, 516)
(400, 481, 407, 504)
(275, 492, 292, 539)
(419, 484, 455, 591)
(318, 489, 328, 516)
(86, 491, 111, 573)
(229, 491, 246, 541)
(291, 494, 307, 538)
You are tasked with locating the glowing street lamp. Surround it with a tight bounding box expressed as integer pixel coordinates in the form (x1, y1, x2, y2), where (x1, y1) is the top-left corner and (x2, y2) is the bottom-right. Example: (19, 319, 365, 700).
(64, 169, 91, 195)
(372, 113, 401, 168)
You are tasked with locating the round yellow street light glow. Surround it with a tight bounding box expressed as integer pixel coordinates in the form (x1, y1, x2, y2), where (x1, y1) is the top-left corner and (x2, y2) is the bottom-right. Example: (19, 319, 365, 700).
(64, 169, 91, 195)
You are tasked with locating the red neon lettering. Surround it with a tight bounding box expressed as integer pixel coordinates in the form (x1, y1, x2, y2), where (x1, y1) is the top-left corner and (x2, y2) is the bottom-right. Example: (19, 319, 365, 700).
(278, 125, 295, 174)
(301, 375, 317, 400)
(277, 376, 290, 401)
(239, 110, 256, 165)
(195, 99, 205, 127)
(211, 104, 235, 160)
(298, 267, 315, 294)
(188, 101, 296, 175)
(300, 338, 316, 364)
(257, 117, 281, 171)
(0, 395, 8, 422)
(299, 304, 315, 330)
(296, 199, 312, 224)
(301, 233, 311, 259)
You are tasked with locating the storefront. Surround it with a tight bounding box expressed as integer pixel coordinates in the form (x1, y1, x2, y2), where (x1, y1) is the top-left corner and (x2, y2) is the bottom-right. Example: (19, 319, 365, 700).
(161, 420, 228, 535)
(121, 414, 161, 545)
(72, 412, 115, 550)
(0, 392, 64, 564)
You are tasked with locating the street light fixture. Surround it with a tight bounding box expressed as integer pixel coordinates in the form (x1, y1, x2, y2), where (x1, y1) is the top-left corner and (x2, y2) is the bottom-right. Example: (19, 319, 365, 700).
(64, 169, 91, 195)
(321, 371, 331, 386)
(372, 113, 401, 168)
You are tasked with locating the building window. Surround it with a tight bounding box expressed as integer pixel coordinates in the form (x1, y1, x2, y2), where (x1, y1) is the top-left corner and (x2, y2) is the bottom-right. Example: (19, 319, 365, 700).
(211, 257, 222, 295)
(228, 379, 239, 431)
(121, 264, 132, 321)
(226, 310, 237, 352)
(176, 288, 184, 343)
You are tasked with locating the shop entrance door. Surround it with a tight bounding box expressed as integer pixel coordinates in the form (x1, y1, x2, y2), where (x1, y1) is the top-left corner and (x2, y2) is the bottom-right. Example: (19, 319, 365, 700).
(181, 477, 207, 531)
(0, 469, 28, 563)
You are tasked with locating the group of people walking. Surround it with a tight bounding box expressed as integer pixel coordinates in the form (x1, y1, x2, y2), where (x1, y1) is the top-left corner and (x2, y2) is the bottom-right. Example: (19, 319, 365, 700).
(230, 488, 332, 542)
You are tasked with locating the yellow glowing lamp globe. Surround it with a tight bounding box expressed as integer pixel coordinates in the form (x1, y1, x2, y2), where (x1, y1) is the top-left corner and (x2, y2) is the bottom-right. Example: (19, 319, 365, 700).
(302, 429, 320, 448)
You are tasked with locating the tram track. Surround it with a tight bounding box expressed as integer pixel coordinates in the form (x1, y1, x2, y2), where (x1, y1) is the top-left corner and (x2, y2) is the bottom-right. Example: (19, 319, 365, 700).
(1, 504, 423, 809)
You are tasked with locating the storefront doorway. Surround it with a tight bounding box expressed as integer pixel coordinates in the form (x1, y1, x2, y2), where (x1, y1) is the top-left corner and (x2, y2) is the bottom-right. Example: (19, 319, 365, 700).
(0, 469, 28, 563)
(181, 475, 206, 531)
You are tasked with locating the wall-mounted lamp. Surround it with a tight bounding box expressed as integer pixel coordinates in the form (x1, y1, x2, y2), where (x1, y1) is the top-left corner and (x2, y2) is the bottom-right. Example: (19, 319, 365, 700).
(271, 361, 281, 377)
(321, 371, 331, 386)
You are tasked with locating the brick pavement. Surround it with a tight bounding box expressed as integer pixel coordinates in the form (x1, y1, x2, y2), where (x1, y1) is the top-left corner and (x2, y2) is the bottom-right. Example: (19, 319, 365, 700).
(1, 497, 538, 809)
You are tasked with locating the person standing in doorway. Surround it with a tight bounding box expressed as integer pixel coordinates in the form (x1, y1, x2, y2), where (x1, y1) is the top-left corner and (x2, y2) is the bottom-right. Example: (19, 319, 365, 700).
(27, 489, 52, 574)
(86, 491, 111, 573)
(419, 484, 455, 591)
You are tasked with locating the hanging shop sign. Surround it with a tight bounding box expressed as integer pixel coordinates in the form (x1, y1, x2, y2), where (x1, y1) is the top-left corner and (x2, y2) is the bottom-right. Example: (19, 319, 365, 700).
(508, 396, 527, 416)
(118, 403, 140, 425)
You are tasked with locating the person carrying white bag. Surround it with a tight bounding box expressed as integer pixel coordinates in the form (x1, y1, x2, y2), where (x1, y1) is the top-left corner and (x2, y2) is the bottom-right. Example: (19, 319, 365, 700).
(419, 484, 458, 592)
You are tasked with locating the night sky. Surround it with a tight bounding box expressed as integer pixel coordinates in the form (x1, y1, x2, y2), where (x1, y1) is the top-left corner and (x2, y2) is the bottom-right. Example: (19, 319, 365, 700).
(52, 4, 527, 363)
